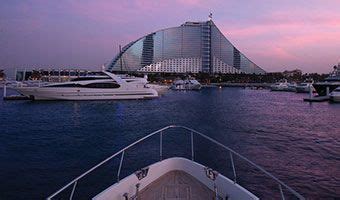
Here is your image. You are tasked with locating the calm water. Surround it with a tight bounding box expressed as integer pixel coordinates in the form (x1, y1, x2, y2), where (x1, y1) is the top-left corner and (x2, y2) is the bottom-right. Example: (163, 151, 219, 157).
(0, 88, 339, 199)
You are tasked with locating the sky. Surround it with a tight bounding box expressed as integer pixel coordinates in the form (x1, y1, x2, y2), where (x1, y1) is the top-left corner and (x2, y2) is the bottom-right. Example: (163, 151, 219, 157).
(1, 0, 340, 75)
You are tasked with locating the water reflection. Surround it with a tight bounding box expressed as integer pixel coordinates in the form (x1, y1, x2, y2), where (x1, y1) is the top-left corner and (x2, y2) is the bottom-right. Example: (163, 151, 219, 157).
(0, 88, 339, 199)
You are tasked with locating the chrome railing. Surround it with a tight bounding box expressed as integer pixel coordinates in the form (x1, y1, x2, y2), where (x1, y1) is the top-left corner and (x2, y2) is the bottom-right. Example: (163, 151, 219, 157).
(47, 125, 305, 200)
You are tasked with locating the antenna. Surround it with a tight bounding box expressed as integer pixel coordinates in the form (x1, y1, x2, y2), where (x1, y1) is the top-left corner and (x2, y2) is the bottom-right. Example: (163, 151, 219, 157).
(119, 45, 123, 72)
(208, 12, 212, 21)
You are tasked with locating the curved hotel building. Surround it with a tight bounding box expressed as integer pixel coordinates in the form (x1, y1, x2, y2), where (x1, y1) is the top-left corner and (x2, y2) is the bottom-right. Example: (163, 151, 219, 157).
(107, 20, 265, 74)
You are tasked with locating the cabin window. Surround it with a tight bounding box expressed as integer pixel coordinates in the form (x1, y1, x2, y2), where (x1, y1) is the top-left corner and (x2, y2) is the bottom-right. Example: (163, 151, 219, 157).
(45, 84, 81, 87)
(45, 82, 120, 88)
(71, 77, 110, 81)
(84, 82, 120, 88)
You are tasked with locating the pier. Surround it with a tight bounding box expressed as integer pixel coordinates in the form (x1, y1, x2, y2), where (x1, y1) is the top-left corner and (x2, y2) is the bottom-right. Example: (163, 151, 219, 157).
(2, 84, 30, 101)
(303, 85, 330, 102)
(3, 95, 31, 101)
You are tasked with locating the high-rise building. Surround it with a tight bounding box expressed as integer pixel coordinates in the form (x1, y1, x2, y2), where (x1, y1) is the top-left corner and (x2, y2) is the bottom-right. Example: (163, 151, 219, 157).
(107, 20, 265, 74)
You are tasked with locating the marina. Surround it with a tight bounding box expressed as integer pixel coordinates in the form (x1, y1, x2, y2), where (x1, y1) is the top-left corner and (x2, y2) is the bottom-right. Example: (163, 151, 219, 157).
(0, 87, 339, 199)
(1, 1, 340, 199)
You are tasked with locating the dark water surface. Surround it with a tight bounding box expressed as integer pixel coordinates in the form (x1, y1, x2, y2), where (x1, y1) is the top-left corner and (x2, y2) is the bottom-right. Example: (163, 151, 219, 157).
(0, 88, 339, 199)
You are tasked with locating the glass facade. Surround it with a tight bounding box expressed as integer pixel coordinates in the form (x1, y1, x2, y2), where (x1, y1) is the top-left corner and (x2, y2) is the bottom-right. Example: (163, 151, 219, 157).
(107, 20, 266, 74)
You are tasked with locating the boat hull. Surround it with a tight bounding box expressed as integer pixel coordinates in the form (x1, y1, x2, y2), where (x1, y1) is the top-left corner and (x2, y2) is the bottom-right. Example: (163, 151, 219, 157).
(15, 87, 158, 100)
(147, 84, 169, 95)
(296, 86, 311, 93)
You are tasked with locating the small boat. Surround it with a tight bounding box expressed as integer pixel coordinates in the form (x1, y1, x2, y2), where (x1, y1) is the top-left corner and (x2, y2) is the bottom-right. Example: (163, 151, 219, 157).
(270, 79, 296, 92)
(14, 71, 158, 100)
(47, 125, 305, 200)
(329, 86, 340, 102)
(287, 82, 297, 92)
(171, 78, 201, 90)
(270, 80, 289, 91)
(296, 82, 313, 93)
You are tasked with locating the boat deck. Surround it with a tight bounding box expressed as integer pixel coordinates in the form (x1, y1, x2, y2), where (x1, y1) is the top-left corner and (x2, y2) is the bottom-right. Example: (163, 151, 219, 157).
(138, 170, 217, 200)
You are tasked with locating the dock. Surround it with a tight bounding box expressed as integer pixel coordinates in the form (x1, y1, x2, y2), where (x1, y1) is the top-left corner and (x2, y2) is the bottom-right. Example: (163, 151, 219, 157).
(303, 96, 330, 102)
(3, 95, 31, 100)
(2, 83, 31, 101)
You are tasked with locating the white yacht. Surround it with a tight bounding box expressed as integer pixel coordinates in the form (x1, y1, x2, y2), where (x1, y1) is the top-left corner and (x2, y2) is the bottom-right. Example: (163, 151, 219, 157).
(313, 64, 340, 96)
(14, 71, 158, 100)
(47, 125, 305, 200)
(270, 79, 289, 91)
(296, 82, 313, 93)
(171, 78, 201, 90)
(270, 79, 296, 92)
(329, 86, 340, 102)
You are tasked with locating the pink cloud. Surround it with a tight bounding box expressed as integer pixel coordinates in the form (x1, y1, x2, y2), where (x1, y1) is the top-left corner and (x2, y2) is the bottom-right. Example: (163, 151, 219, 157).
(175, 0, 219, 7)
(68, 0, 176, 24)
(216, 8, 340, 72)
(2, 0, 340, 73)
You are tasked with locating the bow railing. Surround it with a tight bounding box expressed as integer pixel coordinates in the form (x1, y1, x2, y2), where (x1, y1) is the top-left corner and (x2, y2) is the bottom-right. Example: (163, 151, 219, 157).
(47, 125, 305, 200)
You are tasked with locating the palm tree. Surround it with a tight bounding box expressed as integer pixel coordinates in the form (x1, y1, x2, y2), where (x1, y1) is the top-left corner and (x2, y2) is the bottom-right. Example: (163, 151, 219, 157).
(0, 70, 6, 80)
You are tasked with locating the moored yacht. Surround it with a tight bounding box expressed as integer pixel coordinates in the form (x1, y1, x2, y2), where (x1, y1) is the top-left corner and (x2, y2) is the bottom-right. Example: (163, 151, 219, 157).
(296, 81, 314, 93)
(270, 79, 296, 92)
(171, 78, 201, 90)
(47, 125, 305, 200)
(329, 86, 340, 102)
(14, 71, 158, 100)
(313, 64, 340, 96)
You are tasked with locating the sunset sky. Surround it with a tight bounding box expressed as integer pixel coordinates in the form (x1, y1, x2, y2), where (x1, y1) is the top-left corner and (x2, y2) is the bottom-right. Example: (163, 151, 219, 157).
(1, 0, 340, 74)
